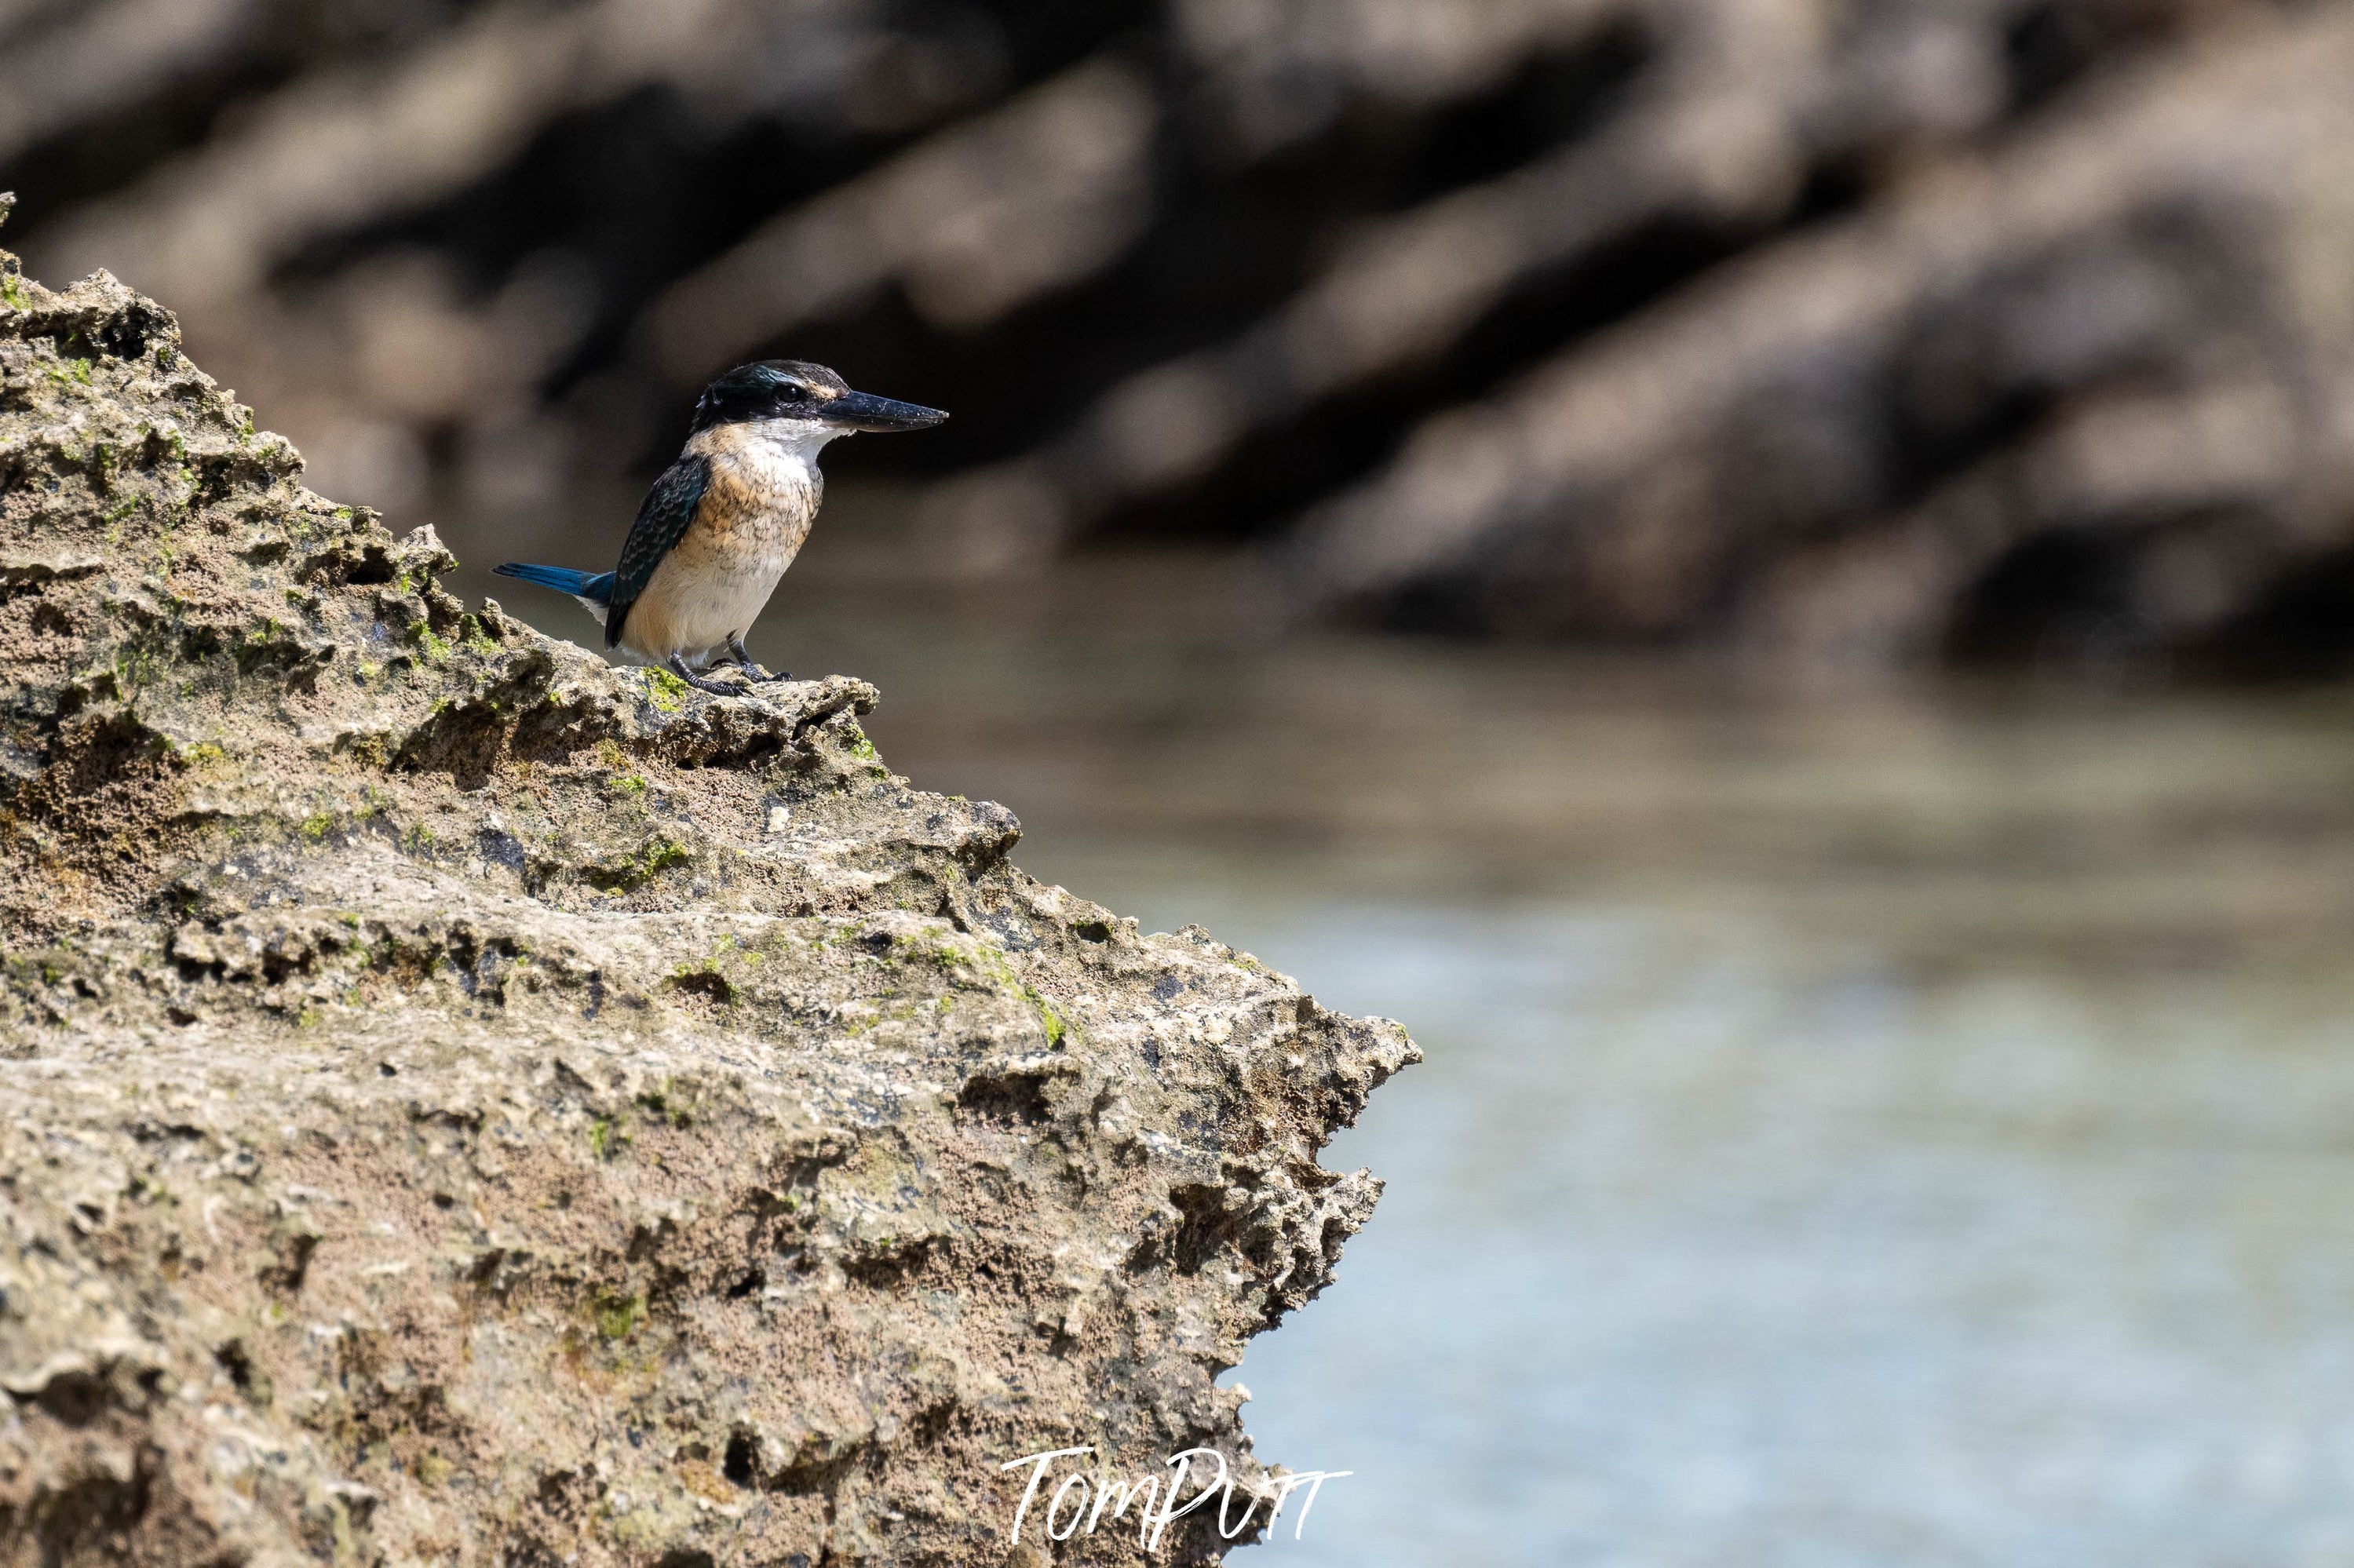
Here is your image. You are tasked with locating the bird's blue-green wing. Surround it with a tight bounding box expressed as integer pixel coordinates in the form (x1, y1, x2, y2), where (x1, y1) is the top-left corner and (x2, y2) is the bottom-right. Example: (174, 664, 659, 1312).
(605, 453, 712, 650)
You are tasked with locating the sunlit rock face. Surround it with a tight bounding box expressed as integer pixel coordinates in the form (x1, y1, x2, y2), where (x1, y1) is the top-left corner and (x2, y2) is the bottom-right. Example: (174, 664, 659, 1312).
(0, 212, 1415, 1568)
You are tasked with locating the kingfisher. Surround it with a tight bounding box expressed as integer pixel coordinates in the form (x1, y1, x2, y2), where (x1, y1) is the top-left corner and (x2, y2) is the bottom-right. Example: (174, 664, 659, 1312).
(495, 360, 945, 693)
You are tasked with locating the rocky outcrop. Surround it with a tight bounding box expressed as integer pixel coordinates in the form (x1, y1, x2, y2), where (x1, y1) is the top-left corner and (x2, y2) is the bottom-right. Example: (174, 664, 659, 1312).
(0, 204, 1416, 1566)
(1285, 8, 2354, 671)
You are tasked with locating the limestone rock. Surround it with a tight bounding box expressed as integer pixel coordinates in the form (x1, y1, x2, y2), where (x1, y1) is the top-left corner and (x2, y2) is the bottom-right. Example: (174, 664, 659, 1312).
(0, 201, 1416, 1566)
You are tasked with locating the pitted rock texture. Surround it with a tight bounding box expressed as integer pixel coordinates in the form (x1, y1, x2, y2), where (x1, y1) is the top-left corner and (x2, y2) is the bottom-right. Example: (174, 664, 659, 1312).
(0, 202, 1417, 1567)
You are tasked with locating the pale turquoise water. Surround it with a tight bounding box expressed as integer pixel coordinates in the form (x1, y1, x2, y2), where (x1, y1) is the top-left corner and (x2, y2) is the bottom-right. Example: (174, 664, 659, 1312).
(1084, 893, 2354, 1566)
(457, 545, 2354, 1564)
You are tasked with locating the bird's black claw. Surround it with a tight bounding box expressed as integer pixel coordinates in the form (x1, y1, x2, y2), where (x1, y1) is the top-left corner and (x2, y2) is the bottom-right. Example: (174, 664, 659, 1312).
(723, 636, 792, 682)
(666, 654, 743, 695)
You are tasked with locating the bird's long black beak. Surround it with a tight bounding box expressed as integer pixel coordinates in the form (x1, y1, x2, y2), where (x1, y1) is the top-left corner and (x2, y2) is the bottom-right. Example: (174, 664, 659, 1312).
(823, 388, 948, 432)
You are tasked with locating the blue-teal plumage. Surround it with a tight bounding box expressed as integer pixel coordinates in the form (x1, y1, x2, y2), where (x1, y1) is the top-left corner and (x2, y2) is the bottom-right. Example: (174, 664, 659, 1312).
(494, 359, 944, 692)
(490, 563, 615, 606)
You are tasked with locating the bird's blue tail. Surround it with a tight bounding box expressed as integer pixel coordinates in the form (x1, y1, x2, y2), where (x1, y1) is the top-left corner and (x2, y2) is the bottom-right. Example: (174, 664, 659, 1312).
(493, 563, 615, 605)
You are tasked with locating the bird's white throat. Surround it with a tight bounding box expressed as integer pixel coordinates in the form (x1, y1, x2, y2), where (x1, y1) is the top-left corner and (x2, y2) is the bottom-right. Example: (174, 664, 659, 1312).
(683, 414, 841, 498)
(745, 416, 846, 471)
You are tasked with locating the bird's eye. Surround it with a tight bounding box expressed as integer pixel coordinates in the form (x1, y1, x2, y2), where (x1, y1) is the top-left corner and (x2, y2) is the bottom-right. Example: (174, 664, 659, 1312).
(776, 385, 805, 402)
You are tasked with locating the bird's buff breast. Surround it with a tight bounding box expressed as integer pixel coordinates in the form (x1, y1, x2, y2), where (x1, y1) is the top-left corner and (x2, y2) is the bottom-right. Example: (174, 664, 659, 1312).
(619, 432, 819, 664)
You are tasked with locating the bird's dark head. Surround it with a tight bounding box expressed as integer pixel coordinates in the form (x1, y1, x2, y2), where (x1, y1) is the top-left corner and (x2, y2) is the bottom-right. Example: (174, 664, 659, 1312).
(690, 359, 947, 438)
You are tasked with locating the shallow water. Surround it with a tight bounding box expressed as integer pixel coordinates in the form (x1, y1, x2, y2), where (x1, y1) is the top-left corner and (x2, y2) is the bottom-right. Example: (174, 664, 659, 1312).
(1115, 897, 2354, 1566)
(454, 542, 2354, 1564)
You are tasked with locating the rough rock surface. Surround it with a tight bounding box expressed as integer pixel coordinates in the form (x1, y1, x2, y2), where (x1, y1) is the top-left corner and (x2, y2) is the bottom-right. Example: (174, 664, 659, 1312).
(0, 202, 1416, 1566)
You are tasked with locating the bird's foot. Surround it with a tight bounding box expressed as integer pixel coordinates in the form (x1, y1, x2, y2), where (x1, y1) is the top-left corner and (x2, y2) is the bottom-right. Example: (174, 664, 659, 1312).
(666, 653, 747, 695)
(724, 636, 792, 682)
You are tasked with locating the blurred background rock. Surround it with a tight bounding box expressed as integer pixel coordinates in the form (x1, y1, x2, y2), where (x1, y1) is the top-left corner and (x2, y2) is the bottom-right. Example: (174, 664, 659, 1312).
(14, 5, 2354, 1564)
(10, 0, 2354, 674)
